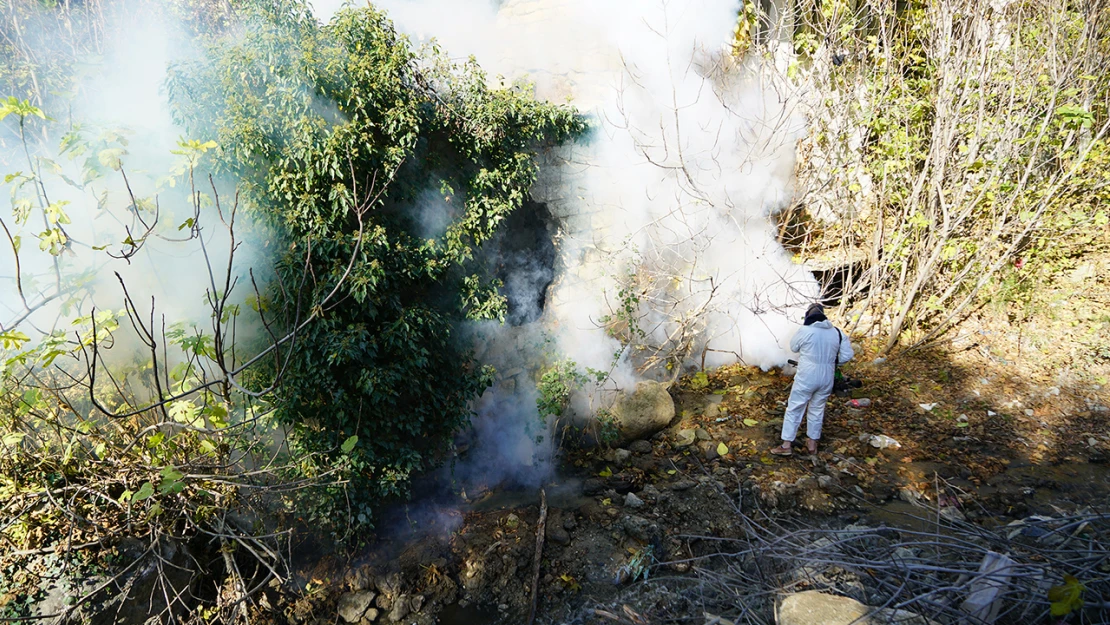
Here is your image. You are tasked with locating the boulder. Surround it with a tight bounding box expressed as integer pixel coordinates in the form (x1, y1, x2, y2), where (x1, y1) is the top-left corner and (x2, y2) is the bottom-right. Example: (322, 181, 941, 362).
(338, 590, 376, 623)
(629, 440, 653, 454)
(388, 594, 410, 622)
(777, 591, 937, 625)
(610, 381, 675, 441)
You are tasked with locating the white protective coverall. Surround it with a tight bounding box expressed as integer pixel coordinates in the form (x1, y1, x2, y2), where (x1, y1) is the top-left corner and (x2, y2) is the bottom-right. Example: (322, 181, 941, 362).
(782, 319, 855, 442)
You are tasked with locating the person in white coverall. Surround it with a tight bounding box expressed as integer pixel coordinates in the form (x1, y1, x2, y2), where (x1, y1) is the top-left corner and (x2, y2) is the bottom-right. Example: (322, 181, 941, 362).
(771, 304, 854, 456)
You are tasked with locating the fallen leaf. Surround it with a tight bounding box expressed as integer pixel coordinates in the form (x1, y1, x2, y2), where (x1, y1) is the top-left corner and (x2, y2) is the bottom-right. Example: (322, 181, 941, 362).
(717, 442, 729, 456)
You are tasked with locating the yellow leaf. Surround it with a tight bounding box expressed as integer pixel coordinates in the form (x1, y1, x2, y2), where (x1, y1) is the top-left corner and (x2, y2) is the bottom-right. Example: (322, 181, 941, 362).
(717, 442, 729, 456)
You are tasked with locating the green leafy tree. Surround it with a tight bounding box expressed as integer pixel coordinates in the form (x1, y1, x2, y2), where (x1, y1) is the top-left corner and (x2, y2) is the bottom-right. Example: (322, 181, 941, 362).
(167, 0, 583, 531)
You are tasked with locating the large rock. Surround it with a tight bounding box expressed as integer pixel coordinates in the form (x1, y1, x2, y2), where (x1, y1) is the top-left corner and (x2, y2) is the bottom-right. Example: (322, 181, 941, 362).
(610, 381, 675, 441)
(337, 590, 376, 623)
(778, 591, 937, 625)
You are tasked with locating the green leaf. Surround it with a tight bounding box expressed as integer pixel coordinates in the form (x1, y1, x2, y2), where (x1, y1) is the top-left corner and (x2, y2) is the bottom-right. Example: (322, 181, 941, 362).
(689, 371, 709, 391)
(159, 480, 185, 496)
(1048, 575, 1085, 616)
(743, 418, 759, 427)
(132, 481, 155, 502)
(97, 148, 127, 171)
(2, 432, 25, 446)
(169, 400, 200, 425)
(341, 435, 359, 453)
(716, 442, 729, 456)
(598, 466, 613, 477)
(0, 330, 31, 350)
(160, 466, 184, 481)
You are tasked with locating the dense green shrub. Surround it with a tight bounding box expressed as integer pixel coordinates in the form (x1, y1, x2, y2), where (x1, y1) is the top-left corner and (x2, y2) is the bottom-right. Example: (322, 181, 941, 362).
(167, 0, 583, 527)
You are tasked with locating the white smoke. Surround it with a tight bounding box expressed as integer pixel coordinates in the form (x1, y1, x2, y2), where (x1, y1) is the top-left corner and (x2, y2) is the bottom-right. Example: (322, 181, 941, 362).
(307, 0, 819, 486)
(361, 0, 817, 376)
(0, 7, 261, 378)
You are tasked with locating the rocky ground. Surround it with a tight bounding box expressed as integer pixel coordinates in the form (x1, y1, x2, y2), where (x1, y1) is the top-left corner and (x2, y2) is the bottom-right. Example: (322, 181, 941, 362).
(10, 308, 1105, 625)
(273, 323, 1110, 625)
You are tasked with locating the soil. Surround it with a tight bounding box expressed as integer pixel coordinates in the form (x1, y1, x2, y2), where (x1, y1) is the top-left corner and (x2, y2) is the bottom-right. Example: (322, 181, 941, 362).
(273, 328, 1110, 625)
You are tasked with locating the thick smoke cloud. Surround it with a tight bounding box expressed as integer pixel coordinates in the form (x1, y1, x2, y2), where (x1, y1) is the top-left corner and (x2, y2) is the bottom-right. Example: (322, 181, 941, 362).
(306, 0, 819, 490)
(0, 6, 261, 374)
(361, 0, 818, 374)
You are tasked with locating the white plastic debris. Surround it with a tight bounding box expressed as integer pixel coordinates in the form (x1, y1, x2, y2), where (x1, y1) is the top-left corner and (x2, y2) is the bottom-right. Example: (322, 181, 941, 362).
(869, 434, 902, 450)
(960, 552, 1015, 624)
(919, 403, 937, 411)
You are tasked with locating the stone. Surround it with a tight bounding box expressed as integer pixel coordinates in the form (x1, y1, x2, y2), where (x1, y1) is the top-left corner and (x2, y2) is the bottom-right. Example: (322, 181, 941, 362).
(632, 455, 657, 472)
(388, 594, 410, 622)
(546, 511, 571, 544)
(795, 476, 818, 491)
(609, 448, 632, 466)
(621, 515, 658, 542)
(624, 492, 645, 508)
(699, 440, 719, 461)
(818, 475, 836, 489)
(892, 547, 916, 562)
(504, 513, 521, 529)
(675, 429, 697, 448)
(671, 480, 696, 491)
(375, 573, 401, 600)
(695, 428, 711, 441)
(583, 478, 605, 495)
(410, 595, 425, 613)
(338, 590, 376, 623)
(629, 440, 653, 454)
(547, 523, 571, 544)
(607, 478, 634, 494)
(345, 567, 373, 592)
(777, 591, 938, 625)
(610, 381, 676, 441)
(361, 608, 379, 623)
